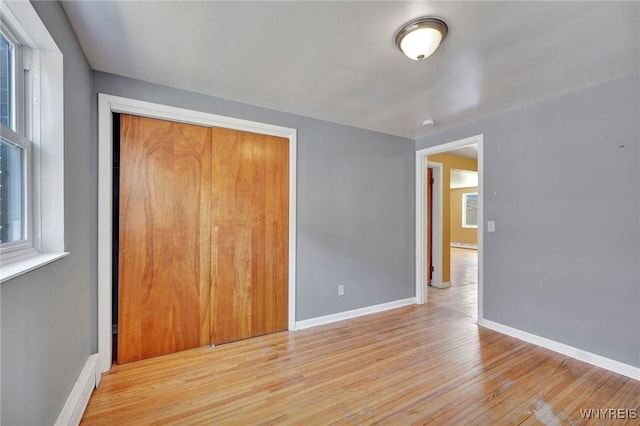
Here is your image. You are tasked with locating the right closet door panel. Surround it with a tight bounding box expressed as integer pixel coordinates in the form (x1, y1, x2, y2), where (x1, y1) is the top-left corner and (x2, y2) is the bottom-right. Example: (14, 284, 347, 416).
(210, 127, 289, 345)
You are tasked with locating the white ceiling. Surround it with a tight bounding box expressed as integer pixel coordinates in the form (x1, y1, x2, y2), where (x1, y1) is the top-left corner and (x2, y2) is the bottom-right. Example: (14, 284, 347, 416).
(61, 1, 640, 139)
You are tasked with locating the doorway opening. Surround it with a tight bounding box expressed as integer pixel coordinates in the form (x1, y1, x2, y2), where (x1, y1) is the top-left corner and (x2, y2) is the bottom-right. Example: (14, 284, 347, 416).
(415, 134, 483, 322)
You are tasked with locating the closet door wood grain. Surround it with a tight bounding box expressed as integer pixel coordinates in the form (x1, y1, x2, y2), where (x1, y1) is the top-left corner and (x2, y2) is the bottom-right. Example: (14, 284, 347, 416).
(210, 127, 288, 345)
(118, 114, 211, 364)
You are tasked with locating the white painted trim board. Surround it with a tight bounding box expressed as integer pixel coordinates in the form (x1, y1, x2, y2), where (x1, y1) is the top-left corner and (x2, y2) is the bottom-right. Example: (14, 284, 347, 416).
(415, 158, 444, 304)
(430, 281, 451, 289)
(415, 150, 425, 304)
(0, 252, 69, 283)
(426, 162, 444, 292)
(479, 319, 640, 381)
(450, 242, 478, 250)
(55, 354, 98, 426)
(296, 298, 416, 330)
(97, 94, 297, 377)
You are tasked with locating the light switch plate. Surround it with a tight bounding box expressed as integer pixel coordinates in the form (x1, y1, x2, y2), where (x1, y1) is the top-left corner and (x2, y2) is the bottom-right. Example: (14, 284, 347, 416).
(488, 221, 495, 232)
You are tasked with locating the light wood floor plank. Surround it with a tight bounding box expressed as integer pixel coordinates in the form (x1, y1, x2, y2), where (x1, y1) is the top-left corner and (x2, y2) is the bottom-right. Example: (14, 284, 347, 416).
(83, 249, 639, 424)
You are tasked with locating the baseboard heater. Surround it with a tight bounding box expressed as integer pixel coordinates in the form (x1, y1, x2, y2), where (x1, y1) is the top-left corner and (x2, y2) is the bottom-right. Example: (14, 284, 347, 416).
(450, 242, 477, 250)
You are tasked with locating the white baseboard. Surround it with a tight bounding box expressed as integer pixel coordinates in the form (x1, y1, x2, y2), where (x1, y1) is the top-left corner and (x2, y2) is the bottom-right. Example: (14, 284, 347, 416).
(55, 353, 99, 426)
(430, 281, 451, 289)
(478, 319, 640, 381)
(295, 298, 416, 330)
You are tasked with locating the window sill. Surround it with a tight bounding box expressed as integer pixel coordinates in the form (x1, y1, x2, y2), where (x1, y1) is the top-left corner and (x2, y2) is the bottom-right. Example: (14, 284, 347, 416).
(0, 252, 70, 284)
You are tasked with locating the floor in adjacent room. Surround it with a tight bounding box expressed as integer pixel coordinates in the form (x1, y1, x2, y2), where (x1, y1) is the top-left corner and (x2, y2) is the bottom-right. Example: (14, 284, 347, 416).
(82, 248, 639, 425)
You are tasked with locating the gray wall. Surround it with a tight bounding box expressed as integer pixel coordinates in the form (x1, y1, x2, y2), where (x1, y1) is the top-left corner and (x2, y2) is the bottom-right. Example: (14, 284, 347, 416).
(417, 73, 640, 368)
(2, 4, 414, 419)
(94, 72, 415, 321)
(2, 6, 415, 420)
(1, 1, 95, 425)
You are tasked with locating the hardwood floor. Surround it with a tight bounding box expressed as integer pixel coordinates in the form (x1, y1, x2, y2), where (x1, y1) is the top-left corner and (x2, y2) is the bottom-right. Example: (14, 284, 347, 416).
(445, 247, 478, 323)
(83, 250, 639, 424)
(450, 247, 478, 287)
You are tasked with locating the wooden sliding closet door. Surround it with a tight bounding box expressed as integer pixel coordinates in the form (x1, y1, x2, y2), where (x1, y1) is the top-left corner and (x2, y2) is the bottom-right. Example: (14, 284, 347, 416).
(118, 114, 212, 364)
(211, 127, 289, 345)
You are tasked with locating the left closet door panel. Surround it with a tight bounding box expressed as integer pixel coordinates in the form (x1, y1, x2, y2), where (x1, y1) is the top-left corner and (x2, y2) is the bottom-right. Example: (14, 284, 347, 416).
(118, 114, 212, 364)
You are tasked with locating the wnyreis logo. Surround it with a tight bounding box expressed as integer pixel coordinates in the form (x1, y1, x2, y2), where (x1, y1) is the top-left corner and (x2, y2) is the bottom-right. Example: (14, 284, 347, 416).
(579, 408, 638, 420)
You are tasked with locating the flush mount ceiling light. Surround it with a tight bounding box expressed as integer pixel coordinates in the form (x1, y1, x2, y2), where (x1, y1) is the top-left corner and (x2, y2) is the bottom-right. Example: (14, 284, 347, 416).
(395, 17, 448, 61)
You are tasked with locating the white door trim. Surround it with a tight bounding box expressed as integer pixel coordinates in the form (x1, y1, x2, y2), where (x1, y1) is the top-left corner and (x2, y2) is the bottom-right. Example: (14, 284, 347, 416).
(415, 134, 483, 322)
(97, 94, 297, 377)
(427, 162, 444, 290)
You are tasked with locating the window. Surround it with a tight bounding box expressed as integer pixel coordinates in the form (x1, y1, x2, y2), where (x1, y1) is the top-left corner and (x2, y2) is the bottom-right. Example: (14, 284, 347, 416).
(1, 133, 28, 244)
(1, 0, 65, 281)
(1, 25, 32, 255)
(462, 192, 478, 228)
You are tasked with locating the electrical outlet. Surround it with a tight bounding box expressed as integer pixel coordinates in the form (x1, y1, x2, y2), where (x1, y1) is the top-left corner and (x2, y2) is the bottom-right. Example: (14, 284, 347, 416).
(338, 284, 345, 296)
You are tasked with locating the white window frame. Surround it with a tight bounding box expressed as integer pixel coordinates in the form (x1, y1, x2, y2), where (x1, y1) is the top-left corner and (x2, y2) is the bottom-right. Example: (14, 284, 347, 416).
(462, 192, 478, 229)
(0, 1, 67, 283)
(1, 21, 21, 131)
(1, 21, 34, 260)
